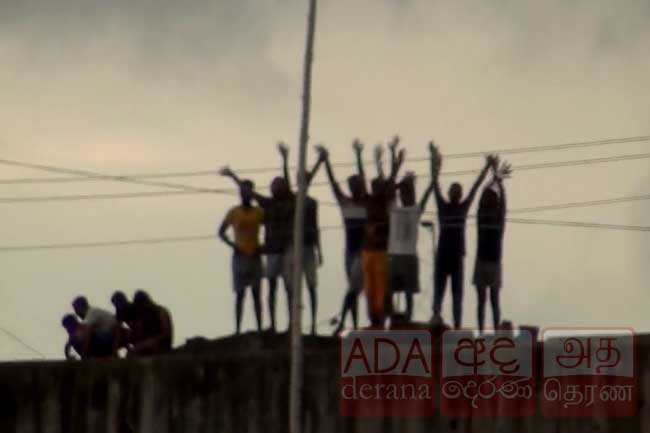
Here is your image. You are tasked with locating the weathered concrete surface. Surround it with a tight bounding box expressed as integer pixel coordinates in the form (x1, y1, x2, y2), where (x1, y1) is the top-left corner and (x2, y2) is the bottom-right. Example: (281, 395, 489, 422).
(0, 332, 649, 433)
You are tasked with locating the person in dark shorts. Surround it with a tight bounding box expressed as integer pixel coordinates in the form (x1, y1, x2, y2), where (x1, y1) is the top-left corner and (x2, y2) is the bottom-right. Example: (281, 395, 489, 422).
(386, 151, 435, 321)
(474, 158, 511, 332)
(218, 178, 265, 334)
(317, 141, 367, 334)
(129, 290, 173, 356)
(430, 143, 497, 328)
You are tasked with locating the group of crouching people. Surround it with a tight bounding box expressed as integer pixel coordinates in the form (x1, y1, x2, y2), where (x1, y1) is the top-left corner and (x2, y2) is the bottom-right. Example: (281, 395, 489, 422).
(61, 290, 173, 359)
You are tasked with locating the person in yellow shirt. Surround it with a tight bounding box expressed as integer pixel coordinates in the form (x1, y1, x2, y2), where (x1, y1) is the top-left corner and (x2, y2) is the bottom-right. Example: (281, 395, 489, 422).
(218, 179, 265, 334)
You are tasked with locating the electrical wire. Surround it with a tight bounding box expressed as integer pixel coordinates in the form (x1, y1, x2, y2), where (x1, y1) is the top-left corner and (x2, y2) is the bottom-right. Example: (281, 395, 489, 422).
(2, 152, 649, 204)
(0, 325, 46, 358)
(0, 217, 647, 253)
(1, 134, 648, 185)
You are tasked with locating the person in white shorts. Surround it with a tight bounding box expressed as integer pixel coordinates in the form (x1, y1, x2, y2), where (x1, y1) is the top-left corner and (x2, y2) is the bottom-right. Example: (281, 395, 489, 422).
(386, 165, 435, 322)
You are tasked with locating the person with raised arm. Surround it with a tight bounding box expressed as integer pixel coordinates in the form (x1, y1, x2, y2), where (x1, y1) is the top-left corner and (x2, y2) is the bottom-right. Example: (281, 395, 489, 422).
(385, 145, 436, 322)
(217, 173, 265, 334)
(360, 135, 405, 328)
(430, 143, 497, 329)
(221, 156, 292, 333)
(220, 143, 322, 332)
(316, 140, 368, 334)
(278, 143, 324, 335)
(474, 158, 511, 333)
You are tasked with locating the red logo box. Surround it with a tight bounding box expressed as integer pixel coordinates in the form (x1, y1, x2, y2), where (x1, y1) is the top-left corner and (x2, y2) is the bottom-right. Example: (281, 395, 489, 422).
(541, 328, 637, 418)
(339, 329, 434, 417)
(440, 329, 535, 417)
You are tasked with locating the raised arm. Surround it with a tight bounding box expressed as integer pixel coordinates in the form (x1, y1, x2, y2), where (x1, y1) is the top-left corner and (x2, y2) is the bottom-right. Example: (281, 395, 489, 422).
(278, 142, 291, 189)
(429, 142, 444, 206)
(352, 139, 368, 195)
(388, 135, 400, 179)
(219, 166, 272, 206)
(419, 180, 435, 212)
(374, 144, 385, 179)
(495, 159, 511, 223)
(305, 155, 324, 187)
(315, 146, 347, 202)
(388, 147, 405, 184)
(464, 155, 495, 208)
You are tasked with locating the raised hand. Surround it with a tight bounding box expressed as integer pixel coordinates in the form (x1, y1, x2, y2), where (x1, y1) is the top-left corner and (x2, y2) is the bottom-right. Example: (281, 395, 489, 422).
(352, 138, 363, 153)
(219, 166, 234, 177)
(388, 135, 400, 152)
(278, 141, 289, 158)
(497, 160, 513, 179)
(314, 144, 329, 161)
(374, 143, 384, 162)
(429, 141, 442, 173)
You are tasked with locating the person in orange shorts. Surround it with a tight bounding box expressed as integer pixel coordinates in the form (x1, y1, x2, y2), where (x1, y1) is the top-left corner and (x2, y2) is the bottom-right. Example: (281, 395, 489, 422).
(360, 137, 404, 327)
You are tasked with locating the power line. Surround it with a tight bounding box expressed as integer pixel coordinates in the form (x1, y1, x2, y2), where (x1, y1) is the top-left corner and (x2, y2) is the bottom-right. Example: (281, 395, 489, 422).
(422, 194, 650, 216)
(0, 157, 228, 195)
(1, 134, 649, 185)
(0, 218, 647, 253)
(508, 194, 650, 214)
(0, 325, 46, 358)
(2, 152, 649, 204)
(506, 218, 650, 232)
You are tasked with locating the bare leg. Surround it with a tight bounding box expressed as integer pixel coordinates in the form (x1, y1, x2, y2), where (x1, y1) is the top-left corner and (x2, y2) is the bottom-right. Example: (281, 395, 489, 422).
(490, 286, 501, 330)
(476, 285, 487, 333)
(307, 284, 318, 335)
(235, 290, 245, 334)
(268, 278, 278, 332)
(252, 283, 263, 332)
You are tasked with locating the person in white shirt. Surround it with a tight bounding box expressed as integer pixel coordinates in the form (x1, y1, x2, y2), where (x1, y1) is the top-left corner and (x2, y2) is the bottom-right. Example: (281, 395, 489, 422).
(386, 156, 435, 321)
(72, 296, 118, 358)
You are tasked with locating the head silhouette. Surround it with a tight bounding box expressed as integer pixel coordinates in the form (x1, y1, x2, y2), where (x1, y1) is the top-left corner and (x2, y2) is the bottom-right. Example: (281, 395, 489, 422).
(479, 188, 499, 211)
(61, 314, 79, 333)
(111, 291, 128, 309)
(448, 183, 463, 204)
(399, 176, 416, 206)
(133, 290, 153, 307)
(347, 175, 364, 201)
(71, 296, 89, 319)
(270, 177, 289, 199)
(239, 180, 254, 204)
(370, 177, 386, 196)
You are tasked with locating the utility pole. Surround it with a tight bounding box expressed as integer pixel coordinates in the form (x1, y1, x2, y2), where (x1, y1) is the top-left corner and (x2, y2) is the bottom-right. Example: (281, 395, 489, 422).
(289, 1, 317, 433)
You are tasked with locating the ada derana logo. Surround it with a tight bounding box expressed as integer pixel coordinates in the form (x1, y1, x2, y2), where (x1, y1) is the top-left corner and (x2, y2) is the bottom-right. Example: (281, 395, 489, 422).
(339, 329, 434, 417)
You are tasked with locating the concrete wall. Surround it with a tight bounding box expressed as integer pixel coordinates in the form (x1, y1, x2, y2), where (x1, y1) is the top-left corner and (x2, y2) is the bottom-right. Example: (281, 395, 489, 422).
(1, 332, 649, 433)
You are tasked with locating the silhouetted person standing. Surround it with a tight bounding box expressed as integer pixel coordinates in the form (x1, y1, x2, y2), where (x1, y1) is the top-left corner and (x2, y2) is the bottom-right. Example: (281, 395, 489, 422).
(474, 159, 511, 332)
(279, 143, 324, 335)
(430, 144, 496, 328)
(221, 143, 321, 332)
(218, 178, 264, 334)
(386, 160, 434, 321)
(360, 137, 404, 327)
(317, 141, 367, 334)
(129, 290, 173, 356)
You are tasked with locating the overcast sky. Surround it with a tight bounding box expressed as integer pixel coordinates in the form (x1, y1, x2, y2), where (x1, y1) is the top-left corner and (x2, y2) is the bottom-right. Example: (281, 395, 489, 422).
(1, 0, 649, 359)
